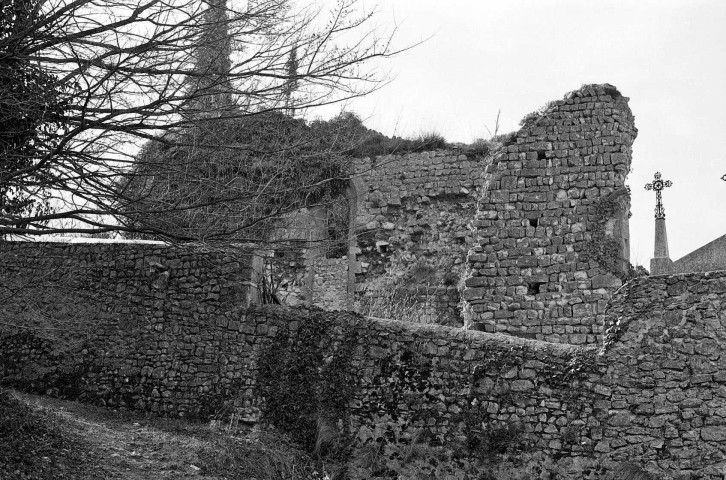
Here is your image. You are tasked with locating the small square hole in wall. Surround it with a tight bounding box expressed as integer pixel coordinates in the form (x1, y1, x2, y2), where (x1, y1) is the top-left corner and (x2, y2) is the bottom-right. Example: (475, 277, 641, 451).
(529, 218, 539, 228)
(527, 282, 545, 295)
(375, 241, 389, 254)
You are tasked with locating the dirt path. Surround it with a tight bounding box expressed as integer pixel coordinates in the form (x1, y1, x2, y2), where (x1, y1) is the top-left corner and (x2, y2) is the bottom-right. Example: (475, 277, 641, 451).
(10, 390, 225, 479)
(4, 390, 324, 480)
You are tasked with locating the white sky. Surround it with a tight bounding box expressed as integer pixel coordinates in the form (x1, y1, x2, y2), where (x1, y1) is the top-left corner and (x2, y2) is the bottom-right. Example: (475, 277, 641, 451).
(320, 0, 726, 267)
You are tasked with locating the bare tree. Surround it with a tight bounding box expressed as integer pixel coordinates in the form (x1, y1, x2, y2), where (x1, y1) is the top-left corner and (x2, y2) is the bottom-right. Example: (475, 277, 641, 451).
(0, 0, 400, 240)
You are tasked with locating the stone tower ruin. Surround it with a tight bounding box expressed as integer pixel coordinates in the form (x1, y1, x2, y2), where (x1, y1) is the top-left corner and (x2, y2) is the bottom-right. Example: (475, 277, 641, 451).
(462, 84, 637, 344)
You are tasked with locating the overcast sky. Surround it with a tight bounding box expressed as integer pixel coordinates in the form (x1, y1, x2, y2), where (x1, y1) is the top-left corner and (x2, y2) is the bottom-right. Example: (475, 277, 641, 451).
(322, 0, 726, 267)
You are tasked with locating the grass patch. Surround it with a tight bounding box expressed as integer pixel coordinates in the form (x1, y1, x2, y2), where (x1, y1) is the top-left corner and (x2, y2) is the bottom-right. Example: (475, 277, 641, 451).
(345, 128, 449, 158)
(196, 429, 328, 480)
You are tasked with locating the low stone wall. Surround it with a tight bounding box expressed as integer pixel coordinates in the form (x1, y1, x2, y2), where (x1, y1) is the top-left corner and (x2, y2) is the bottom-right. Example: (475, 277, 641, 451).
(0, 239, 258, 347)
(1, 239, 257, 304)
(2, 242, 725, 477)
(598, 270, 726, 477)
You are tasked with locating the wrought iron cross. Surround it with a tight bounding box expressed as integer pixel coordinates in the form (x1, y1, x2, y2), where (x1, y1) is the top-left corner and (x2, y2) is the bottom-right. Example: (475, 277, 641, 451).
(644, 172, 672, 219)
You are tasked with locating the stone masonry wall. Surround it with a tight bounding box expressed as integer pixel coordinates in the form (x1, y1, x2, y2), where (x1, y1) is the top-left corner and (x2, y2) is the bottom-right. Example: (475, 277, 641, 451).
(310, 257, 349, 310)
(0, 239, 257, 345)
(2, 239, 725, 477)
(598, 270, 726, 477)
(464, 84, 637, 344)
(351, 150, 489, 326)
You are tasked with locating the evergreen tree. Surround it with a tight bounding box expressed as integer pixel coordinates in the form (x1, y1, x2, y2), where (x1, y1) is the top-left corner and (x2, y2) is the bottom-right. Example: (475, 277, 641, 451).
(0, 0, 66, 230)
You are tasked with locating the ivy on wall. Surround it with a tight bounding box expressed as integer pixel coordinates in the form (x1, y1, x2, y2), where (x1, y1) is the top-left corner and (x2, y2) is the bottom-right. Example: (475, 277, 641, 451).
(459, 344, 528, 458)
(256, 309, 359, 457)
(583, 187, 647, 282)
(459, 343, 602, 460)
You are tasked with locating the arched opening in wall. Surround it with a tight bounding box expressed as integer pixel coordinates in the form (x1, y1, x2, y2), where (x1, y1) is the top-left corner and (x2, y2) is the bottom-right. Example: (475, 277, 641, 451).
(303, 178, 360, 311)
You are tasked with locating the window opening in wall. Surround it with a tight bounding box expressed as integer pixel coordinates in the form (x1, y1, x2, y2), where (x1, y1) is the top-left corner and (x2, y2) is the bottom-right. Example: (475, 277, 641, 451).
(376, 241, 389, 254)
(536, 149, 547, 160)
(529, 218, 539, 228)
(325, 197, 350, 258)
(527, 281, 545, 295)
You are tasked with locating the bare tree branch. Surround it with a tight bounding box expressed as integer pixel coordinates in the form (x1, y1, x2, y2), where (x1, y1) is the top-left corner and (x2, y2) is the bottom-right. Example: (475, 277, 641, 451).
(1, 0, 407, 241)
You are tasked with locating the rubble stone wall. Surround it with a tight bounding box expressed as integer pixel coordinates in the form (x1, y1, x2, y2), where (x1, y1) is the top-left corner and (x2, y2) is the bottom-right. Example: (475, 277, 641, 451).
(0, 240, 257, 312)
(310, 257, 349, 311)
(0, 239, 258, 412)
(598, 270, 726, 477)
(464, 84, 637, 344)
(351, 151, 490, 326)
(2, 241, 725, 477)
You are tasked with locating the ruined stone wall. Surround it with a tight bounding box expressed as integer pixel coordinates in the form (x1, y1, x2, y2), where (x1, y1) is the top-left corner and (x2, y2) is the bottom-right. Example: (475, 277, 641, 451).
(2, 259, 726, 477)
(310, 257, 349, 310)
(270, 150, 490, 323)
(351, 150, 489, 326)
(464, 84, 637, 344)
(266, 249, 351, 310)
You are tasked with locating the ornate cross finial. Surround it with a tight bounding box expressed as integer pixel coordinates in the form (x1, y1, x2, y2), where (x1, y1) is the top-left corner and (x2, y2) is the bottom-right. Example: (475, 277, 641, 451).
(644, 172, 672, 219)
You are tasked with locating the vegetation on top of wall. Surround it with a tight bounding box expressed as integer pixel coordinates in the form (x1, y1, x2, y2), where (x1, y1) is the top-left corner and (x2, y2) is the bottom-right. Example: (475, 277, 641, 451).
(518, 84, 622, 131)
(519, 100, 559, 127)
(123, 111, 448, 242)
(346, 130, 449, 159)
(123, 111, 356, 241)
(466, 131, 519, 156)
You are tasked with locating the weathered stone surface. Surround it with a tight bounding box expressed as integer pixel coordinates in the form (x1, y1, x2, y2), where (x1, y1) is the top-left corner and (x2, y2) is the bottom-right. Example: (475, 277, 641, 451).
(3, 243, 726, 479)
(274, 149, 489, 326)
(601, 270, 726, 477)
(347, 150, 489, 326)
(462, 84, 636, 344)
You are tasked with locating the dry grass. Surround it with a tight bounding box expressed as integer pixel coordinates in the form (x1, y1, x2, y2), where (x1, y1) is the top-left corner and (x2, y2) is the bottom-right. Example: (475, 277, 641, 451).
(314, 417, 341, 458)
(357, 283, 437, 323)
